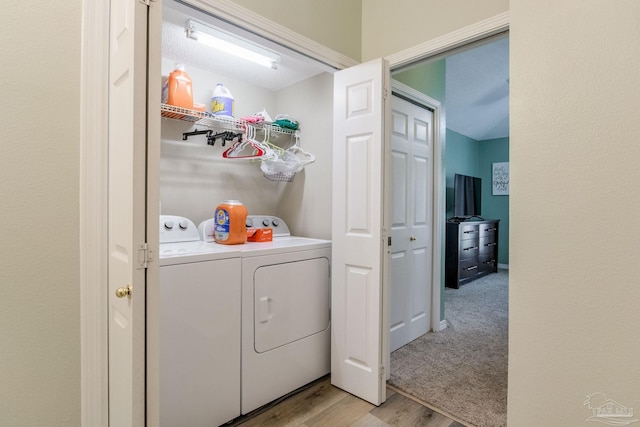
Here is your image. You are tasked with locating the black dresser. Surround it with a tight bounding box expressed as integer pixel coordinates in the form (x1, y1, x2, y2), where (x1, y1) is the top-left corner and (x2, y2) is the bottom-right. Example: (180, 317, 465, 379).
(445, 219, 499, 289)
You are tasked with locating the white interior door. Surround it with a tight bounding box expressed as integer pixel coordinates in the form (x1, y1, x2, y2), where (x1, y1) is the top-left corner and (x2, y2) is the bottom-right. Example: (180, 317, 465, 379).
(389, 93, 434, 352)
(331, 58, 390, 406)
(108, 0, 149, 425)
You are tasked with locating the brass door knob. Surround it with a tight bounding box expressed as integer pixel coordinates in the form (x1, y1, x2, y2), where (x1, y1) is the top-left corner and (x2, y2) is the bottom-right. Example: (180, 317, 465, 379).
(115, 285, 132, 298)
(410, 236, 416, 241)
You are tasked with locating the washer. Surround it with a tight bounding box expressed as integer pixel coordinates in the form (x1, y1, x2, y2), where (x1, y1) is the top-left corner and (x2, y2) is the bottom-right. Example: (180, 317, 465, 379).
(199, 215, 332, 414)
(158, 215, 242, 427)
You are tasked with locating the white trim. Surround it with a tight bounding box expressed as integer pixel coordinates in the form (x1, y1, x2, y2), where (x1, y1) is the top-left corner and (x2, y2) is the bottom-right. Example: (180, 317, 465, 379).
(439, 319, 448, 331)
(179, 0, 359, 70)
(386, 12, 510, 69)
(390, 80, 444, 341)
(80, 0, 110, 425)
(498, 263, 509, 270)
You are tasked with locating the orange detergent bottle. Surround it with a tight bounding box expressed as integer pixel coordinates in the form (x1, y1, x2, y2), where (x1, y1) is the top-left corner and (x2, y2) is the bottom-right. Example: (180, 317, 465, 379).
(165, 63, 193, 109)
(214, 200, 248, 245)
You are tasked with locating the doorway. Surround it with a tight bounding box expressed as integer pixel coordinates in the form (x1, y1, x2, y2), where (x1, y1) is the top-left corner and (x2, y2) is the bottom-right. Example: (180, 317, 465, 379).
(387, 35, 510, 426)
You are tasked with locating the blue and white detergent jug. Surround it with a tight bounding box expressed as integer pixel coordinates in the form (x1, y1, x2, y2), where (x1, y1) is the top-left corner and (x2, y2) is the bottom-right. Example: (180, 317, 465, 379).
(210, 83, 234, 117)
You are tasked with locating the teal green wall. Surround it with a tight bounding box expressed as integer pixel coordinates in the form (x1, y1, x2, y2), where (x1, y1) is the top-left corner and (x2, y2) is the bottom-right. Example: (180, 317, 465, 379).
(445, 131, 510, 265)
(445, 129, 481, 218)
(479, 137, 509, 265)
(392, 59, 446, 103)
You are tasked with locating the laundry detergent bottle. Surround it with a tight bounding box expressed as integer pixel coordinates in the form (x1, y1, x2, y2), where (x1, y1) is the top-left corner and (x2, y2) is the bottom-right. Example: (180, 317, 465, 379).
(164, 63, 194, 109)
(210, 83, 234, 117)
(214, 200, 247, 244)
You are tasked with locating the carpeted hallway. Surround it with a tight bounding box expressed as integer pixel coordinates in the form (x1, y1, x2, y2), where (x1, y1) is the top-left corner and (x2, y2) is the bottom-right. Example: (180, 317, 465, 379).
(389, 269, 508, 427)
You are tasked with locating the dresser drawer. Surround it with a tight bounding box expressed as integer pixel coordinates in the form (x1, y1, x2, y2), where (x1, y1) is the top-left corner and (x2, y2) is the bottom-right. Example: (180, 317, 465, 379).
(479, 223, 498, 237)
(479, 234, 498, 255)
(459, 239, 479, 260)
(459, 259, 479, 280)
(459, 223, 480, 240)
(478, 254, 497, 274)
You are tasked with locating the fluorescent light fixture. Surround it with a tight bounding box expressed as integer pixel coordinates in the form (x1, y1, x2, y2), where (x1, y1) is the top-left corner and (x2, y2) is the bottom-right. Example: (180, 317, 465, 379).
(185, 19, 281, 70)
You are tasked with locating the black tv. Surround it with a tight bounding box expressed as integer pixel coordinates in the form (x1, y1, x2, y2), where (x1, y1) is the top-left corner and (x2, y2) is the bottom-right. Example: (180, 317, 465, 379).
(453, 173, 482, 218)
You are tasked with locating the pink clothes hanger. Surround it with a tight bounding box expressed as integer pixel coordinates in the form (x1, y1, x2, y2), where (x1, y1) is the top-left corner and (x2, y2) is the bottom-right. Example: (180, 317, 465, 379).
(222, 124, 274, 160)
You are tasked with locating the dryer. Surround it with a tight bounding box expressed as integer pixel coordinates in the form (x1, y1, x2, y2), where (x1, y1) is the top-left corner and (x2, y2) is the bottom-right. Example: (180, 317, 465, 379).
(158, 215, 242, 426)
(200, 215, 332, 414)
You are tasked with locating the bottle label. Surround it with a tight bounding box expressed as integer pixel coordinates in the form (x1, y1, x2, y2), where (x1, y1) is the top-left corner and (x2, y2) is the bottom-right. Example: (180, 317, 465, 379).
(214, 208, 230, 241)
(211, 97, 234, 116)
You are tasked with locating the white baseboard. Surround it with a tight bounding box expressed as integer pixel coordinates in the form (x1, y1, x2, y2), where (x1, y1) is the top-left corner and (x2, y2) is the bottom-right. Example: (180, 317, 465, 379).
(439, 319, 448, 331)
(498, 263, 509, 270)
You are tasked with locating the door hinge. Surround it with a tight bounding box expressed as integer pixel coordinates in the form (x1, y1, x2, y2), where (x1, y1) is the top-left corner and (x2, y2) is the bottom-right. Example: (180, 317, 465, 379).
(388, 236, 392, 246)
(138, 0, 150, 6)
(137, 243, 154, 269)
(380, 365, 385, 380)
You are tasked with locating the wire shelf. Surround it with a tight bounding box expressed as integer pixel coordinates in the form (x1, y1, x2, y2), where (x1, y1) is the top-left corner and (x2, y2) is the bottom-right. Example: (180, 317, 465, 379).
(160, 104, 297, 135)
(160, 104, 207, 122)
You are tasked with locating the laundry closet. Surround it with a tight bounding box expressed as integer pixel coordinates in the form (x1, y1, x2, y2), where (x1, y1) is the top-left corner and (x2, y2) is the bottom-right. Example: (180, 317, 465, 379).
(159, 0, 335, 236)
(152, 1, 339, 426)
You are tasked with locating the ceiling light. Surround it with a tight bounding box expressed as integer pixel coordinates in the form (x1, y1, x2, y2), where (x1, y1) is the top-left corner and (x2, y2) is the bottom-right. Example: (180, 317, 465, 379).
(185, 19, 281, 70)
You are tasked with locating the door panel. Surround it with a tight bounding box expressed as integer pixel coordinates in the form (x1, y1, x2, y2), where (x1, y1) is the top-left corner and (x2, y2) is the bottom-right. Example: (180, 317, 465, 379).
(108, 0, 148, 425)
(389, 94, 434, 352)
(332, 58, 389, 406)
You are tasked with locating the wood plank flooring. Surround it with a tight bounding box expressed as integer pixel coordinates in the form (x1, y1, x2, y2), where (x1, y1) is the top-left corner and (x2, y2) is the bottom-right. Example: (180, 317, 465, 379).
(228, 376, 470, 427)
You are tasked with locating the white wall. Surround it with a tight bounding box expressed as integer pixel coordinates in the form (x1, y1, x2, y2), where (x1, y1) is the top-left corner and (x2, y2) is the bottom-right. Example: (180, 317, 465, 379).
(230, 0, 362, 62)
(160, 57, 285, 223)
(361, 0, 508, 60)
(509, 1, 640, 425)
(160, 57, 334, 234)
(0, 1, 81, 425)
(276, 72, 334, 240)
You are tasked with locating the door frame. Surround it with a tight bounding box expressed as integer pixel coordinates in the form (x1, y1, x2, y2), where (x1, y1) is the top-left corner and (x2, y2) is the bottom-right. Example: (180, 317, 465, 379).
(80, 0, 110, 425)
(79, 2, 509, 421)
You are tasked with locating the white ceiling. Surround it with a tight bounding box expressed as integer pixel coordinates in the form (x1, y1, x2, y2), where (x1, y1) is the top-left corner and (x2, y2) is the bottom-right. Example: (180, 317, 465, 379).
(445, 37, 510, 141)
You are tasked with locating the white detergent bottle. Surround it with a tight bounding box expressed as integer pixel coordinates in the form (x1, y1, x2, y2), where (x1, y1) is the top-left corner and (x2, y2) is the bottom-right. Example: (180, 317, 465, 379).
(210, 83, 234, 117)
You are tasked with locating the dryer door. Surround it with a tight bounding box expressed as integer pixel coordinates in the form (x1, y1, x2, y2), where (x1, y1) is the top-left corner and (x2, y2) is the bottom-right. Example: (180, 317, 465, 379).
(254, 257, 330, 353)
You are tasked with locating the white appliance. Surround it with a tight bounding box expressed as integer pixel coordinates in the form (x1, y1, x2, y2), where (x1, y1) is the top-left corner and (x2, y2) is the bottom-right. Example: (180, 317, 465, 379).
(158, 215, 242, 426)
(200, 215, 332, 414)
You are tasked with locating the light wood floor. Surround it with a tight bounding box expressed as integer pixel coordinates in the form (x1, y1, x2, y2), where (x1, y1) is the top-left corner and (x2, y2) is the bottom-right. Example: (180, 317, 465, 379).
(228, 376, 470, 427)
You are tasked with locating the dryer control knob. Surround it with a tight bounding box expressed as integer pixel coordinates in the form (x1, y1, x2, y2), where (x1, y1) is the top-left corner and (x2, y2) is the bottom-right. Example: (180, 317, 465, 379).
(272, 219, 280, 227)
(246, 218, 254, 227)
(178, 219, 188, 230)
(164, 220, 174, 230)
(262, 219, 270, 227)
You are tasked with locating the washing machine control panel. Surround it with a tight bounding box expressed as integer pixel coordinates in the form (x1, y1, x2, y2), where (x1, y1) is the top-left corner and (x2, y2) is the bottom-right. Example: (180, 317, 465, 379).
(160, 215, 200, 243)
(246, 215, 290, 237)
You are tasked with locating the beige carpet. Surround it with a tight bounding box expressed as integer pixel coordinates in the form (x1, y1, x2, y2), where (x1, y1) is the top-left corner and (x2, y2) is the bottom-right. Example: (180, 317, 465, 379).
(389, 270, 508, 427)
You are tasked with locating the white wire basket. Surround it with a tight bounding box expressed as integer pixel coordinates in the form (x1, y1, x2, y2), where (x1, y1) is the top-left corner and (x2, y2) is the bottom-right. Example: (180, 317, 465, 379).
(262, 171, 296, 182)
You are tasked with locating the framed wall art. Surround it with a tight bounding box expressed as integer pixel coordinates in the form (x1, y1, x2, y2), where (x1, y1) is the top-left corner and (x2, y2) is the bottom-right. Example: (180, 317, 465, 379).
(492, 162, 509, 195)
